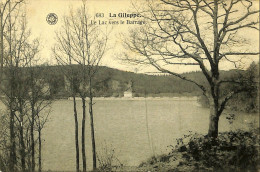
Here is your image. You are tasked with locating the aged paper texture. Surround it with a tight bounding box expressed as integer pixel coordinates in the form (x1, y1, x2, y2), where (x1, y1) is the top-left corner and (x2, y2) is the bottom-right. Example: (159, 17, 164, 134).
(0, 0, 259, 172)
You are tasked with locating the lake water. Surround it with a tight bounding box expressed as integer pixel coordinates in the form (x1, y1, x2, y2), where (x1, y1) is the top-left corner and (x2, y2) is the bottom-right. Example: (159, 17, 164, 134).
(32, 98, 259, 171)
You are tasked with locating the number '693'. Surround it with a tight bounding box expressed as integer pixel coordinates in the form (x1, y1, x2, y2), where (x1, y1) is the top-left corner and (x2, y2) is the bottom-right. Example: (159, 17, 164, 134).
(95, 13, 104, 18)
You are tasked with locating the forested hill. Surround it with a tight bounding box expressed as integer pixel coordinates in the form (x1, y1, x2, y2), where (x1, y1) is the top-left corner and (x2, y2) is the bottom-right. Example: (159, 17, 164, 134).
(35, 64, 256, 98)
(37, 65, 202, 97)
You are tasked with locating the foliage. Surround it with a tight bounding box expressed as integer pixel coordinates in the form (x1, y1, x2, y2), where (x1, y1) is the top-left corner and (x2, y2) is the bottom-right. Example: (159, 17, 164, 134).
(96, 144, 122, 172)
(0, 111, 8, 172)
(5, 65, 203, 98)
(173, 129, 260, 171)
(139, 154, 172, 167)
(197, 62, 259, 113)
(228, 62, 259, 113)
(4, 64, 258, 106)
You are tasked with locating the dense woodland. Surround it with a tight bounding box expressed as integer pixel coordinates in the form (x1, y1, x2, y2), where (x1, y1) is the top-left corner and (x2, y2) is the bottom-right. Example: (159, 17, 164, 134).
(2, 62, 257, 113)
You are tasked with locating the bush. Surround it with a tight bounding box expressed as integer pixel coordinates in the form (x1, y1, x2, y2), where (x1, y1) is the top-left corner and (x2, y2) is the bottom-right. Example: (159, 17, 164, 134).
(173, 129, 260, 171)
(139, 154, 172, 168)
(96, 143, 122, 172)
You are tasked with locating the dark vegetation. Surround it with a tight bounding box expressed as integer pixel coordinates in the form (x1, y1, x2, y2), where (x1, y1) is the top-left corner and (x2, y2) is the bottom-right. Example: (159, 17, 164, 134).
(9, 63, 256, 99)
(11, 62, 257, 113)
(197, 62, 259, 113)
(139, 128, 260, 172)
(34, 64, 200, 98)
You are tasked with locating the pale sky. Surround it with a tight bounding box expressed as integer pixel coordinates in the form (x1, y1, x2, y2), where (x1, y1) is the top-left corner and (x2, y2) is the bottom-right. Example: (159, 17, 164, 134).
(26, 0, 135, 70)
(25, 0, 259, 73)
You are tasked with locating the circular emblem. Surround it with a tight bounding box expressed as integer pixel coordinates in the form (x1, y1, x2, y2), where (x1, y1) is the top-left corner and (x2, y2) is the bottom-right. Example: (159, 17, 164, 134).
(46, 13, 58, 25)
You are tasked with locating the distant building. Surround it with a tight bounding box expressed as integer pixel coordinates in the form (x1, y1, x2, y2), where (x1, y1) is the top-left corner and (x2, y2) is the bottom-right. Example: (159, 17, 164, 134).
(123, 80, 133, 98)
(123, 90, 133, 98)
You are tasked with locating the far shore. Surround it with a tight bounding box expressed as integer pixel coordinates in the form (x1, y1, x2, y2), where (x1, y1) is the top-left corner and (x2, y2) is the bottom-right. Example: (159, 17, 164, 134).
(66, 96, 198, 101)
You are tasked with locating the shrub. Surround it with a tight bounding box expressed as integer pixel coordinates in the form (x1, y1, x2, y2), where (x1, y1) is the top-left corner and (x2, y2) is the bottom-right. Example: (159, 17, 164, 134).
(173, 129, 260, 171)
(96, 143, 122, 172)
(139, 154, 172, 167)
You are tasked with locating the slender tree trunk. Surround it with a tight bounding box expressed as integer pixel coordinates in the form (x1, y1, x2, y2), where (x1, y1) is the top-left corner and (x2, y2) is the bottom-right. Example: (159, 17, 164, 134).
(31, 101, 35, 172)
(38, 129, 41, 172)
(19, 105, 26, 172)
(81, 97, 87, 172)
(9, 109, 16, 172)
(19, 127, 26, 172)
(0, 14, 3, 77)
(73, 95, 80, 172)
(88, 67, 97, 170)
(89, 96, 97, 170)
(9, 5, 16, 171)
(9, 69, 17, 171)
(31, 71, 35, 172)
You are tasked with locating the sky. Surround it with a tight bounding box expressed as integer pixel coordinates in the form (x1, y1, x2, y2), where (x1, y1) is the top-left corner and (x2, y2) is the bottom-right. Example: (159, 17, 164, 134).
(25, 0, 259, 74)
(26, 0, 140, 71)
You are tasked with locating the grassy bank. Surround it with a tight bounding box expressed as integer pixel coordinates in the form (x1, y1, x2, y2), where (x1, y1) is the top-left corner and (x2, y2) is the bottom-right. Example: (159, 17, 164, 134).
(132, 128, 260, 172)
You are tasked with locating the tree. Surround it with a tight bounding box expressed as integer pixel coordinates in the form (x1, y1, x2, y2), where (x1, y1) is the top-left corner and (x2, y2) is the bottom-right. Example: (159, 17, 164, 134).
(0, 1, 51, 171)
(122, 0, 259, 138)
(198, 62, 259, 113)
(34, 98, 51, 172)
(226, 62, 259, 112)
(0, 0, 24, 78)
(53, 1, 109, 171)
(53, 16, 81, 172)
(25, 48, 52, 172)
(0, 1, 27, 170)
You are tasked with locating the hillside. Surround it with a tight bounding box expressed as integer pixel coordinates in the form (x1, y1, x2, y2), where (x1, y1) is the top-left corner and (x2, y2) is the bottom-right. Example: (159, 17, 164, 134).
(0, 63, 257, 112)
(34, 64, 253, 99)
(37, 65, 203, 98)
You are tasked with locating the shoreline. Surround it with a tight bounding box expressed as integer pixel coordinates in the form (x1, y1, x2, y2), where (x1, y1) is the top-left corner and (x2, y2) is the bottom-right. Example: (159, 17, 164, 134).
(66, 96, 198, 101)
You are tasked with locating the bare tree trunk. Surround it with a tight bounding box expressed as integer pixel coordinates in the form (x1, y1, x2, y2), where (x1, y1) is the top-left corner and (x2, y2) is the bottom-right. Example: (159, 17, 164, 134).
(9, 70, 17, 171)
(31, 100, 35, 172)
(30, 71, 36, 172)
(208, 110, 219, 138)
(208, 98, 220, 138)
(0, 14, 3, 77)
(8, 3, 17, 170)
(9, 109, 16, 172)
(89, 96, 96, 170)
(38, 129, 41, 172)
(89, 76, 97, 170)
(19, 104, 26, 172)
(19, 127, 26, 172)
(81, 97, 87, 172)
(73, 95, 80, 172)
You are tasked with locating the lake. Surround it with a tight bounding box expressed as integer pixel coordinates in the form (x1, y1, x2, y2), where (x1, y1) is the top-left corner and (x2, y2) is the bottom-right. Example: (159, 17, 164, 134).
(38, 98, 258, 171)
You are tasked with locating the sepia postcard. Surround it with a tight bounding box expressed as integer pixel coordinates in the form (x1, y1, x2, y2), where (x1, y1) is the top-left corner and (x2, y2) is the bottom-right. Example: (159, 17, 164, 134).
(0, 0, 259, 172)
